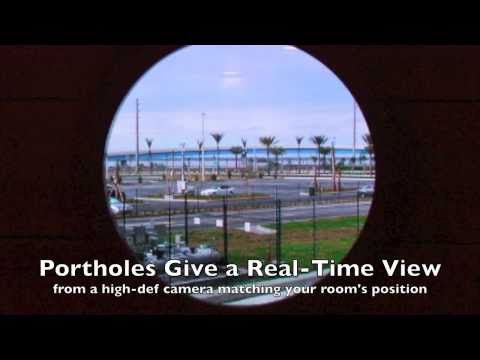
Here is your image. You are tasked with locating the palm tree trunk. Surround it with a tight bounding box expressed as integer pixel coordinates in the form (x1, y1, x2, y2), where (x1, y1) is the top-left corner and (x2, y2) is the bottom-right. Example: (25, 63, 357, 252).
(267, 148, 271, 176)
(198, 153, 201, 175)
(217, 145, 220, 175)
(369, 153, 373, 175)
(317, 149, 321, 180)
(235, 155, 238, 170)
(274, 155, 278, 179)
(297, 146, 301, 174)
(150, 152, 153, 175)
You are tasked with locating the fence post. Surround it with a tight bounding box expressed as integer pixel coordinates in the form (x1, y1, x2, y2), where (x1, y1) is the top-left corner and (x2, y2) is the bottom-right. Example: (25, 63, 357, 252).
(196, 189, 200, 213)
(135, 188, 138, 216)
(123, 201, 126, 233)
(356, 181, 360, 235)
(184, 191, 189, 246)
(276, 199, 282, 264)
(168, 188, 172, 259)
(312, 191, 316, 259)
(223, 194, 228, 264)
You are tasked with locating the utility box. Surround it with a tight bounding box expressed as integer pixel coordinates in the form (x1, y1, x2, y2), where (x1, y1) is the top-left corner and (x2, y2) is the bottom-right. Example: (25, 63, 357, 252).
(308, 187, 316, 196)
(177, 180, 186, 194)
(175, 234, 184, 245)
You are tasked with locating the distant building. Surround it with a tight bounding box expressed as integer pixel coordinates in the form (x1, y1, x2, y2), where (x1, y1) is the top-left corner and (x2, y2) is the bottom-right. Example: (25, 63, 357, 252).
(106, 147, 371, 170)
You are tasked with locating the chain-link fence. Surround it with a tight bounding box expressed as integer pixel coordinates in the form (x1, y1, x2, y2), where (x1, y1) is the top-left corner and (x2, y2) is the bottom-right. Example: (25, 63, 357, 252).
(110, 180, 369, 285)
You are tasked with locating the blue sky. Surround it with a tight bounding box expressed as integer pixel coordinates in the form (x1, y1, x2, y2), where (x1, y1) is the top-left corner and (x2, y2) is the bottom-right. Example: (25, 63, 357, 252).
(106, 45, 369, 153)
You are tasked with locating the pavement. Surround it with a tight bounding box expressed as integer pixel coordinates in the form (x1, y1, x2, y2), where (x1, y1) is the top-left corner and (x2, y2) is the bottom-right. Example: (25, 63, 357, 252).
(117, 200, 372, 230)
(119, 177, 374, 212)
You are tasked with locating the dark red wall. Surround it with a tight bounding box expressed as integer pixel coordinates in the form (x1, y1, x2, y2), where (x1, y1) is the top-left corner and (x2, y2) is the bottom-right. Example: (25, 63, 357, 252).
(1, 45, 479, 314)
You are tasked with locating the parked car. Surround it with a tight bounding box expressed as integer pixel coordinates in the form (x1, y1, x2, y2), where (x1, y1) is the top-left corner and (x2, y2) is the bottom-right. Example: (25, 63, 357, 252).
(357, 184, 374, 198)
(200, 185, 235, 196)
(109, 197, 133, 215)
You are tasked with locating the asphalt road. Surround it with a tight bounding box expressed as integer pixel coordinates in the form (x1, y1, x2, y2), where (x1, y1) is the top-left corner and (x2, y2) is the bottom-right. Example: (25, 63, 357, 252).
(119, 178, 374, 211)
(117, 200, 372, 231)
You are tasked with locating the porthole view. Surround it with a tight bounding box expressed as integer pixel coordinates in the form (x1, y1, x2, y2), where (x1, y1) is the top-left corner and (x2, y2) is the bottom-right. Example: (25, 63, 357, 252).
(105, 45, 375, 306)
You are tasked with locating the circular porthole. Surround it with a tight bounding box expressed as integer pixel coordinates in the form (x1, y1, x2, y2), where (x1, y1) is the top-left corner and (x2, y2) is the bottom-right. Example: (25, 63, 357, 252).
(104, 45, 375, 306)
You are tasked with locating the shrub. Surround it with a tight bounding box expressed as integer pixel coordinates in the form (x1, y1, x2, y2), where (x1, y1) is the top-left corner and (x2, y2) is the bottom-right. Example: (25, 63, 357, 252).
(211, 174, 217, 181)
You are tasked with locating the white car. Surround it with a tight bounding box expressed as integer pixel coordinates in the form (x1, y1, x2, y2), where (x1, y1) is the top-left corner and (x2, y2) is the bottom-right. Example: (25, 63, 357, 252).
(200, 185, 235, 196)
(109, 197, 133, 215)
(357, 184, 374, 198)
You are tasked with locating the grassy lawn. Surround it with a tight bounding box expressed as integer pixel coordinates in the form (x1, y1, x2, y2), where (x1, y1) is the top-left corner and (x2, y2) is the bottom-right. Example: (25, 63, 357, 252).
(271, 216, 366, 231)
(186, 216, 365, 268)
(125, 199, 144, 204)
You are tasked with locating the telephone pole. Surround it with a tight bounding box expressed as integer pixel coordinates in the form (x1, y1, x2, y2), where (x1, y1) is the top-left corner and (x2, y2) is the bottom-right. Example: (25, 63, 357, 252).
(201, 112, 206, 182)
(352, 100, 357, 172)
(331, 139, 336, 191)
(135, 98, 140, 175)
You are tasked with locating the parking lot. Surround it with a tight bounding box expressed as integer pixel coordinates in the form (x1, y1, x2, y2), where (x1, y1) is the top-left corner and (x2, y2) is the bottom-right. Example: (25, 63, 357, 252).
(116, 177, 374, 213)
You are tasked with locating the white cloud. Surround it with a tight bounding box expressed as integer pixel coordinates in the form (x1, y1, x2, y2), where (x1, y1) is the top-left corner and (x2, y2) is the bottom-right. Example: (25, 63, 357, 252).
(222, 71, 241, 77)
(221, 71, 243, 88)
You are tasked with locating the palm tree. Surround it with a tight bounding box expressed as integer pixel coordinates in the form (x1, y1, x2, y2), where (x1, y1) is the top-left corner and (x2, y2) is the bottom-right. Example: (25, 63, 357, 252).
(319, 147, 331, 174)
(311, 156, 318, 187)
(359, 154, 368, 172)
(311, 135, 328, 177)
(145, 138, 154, 174)
(210, 132, 224, 175)
(259, 136, 277, 176)
(197, 139, 204, 176)
(349, 156, 356, 170)
(271, 146, 285, 179)
(241, 138, 248, 170)
(295, 136, 304, 174)
(363, 133, 374, 175)
(230, 146, 243, 171)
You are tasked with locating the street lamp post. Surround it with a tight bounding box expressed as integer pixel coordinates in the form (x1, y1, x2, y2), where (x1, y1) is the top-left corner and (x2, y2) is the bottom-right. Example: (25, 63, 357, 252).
(201, 112, 206, 182)
(352, 100, 357, 173)
(331, 138, 336, 192)
(135, 98, 140, 177)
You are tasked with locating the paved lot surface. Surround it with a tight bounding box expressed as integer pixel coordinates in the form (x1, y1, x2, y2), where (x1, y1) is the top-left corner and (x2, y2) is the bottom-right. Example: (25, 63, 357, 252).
(118, 178, 374, 211)
(117, 201, 372, 231)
